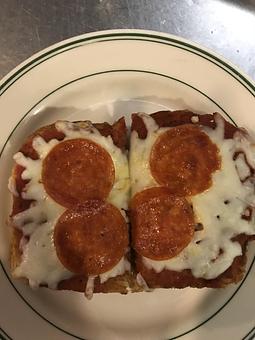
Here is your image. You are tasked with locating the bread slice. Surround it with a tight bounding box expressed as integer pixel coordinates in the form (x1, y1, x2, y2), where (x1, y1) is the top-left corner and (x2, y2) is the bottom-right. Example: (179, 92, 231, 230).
(130, 110, 255, 288)
(9, 118, 141, 294)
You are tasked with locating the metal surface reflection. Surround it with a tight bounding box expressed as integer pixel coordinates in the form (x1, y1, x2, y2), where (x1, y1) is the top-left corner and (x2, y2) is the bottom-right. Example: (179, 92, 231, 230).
(0, 0, 254, 79)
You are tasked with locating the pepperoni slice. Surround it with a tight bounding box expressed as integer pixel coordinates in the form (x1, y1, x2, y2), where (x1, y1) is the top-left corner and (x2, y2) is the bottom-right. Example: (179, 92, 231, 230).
(131, 187, 195, 260)
(42, 138, 115, 208)
(54, 200, 128, 275)
(150, 125, 220, 196)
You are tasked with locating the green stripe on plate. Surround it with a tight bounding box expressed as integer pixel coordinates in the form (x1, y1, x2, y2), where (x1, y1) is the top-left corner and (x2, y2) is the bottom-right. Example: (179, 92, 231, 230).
(243, 326, 255, 340)
(0, 32, 255, 97)
(0, 327, 11, 340)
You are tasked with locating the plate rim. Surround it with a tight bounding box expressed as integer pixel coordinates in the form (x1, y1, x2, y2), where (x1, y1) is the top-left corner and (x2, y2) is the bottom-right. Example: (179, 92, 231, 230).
(0, 29, 254, 96)
(0, 29, 255, 340)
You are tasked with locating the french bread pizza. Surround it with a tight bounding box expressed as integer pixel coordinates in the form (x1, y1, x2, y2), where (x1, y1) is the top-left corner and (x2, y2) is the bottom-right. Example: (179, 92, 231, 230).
(8, 110, 255, 296)
(130, 110, 255, 288)
(8, 118, 141, 298)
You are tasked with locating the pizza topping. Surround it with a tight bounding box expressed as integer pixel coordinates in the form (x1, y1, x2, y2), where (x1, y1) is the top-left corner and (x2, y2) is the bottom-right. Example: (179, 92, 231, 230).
(142, 114, 255, 279)
(18, 124, 65, 160)
(13, 221, 73, 289)
(136, 273, 150, 291)
(99, 256, 131, 283)
(54, 200, 128, 275)
(191, 115, 199, 124)
(234, 151, 253, 182)
(8, 176, 19, 197)
(85, 275, 96, 300)
(11, 120, 130, 289)
(55, 121, 130, 211)
(42, 138, 115, 208)
(131, 187, 195, 260)
(150, 124, 221, 196)
(129, 114, 160, 196)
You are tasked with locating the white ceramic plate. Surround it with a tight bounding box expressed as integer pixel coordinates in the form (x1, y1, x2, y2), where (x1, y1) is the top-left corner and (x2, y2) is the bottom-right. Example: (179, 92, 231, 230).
(0, 29, 254, 340)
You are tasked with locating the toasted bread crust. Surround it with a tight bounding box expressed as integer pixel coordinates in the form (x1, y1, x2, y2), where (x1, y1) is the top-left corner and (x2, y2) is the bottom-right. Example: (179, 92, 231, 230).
(131, 110, 254, 288)
(136, 235, 249, 288)
(58, 271, 142, 293)
(131, 110, 237, 139)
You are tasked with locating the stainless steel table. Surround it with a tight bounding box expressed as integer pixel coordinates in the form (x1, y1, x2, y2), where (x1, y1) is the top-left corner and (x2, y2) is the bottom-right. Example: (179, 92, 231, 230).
(0, 0, 255, 80)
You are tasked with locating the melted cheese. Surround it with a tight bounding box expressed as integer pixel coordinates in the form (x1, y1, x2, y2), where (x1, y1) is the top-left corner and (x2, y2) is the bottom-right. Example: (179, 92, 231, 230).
(50, 121, 129, 211)
(85, 276, 96, 300)
(85, 257, 131, 299)
(129, 114, 167, 196)
(136, 273, 151, 291)
(235, 153, 251, 181)
(11, 121, 130, 289)
(131, 113, 255, 279)
(99, 256, 130, 284)
(8, 176, 18, 197)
